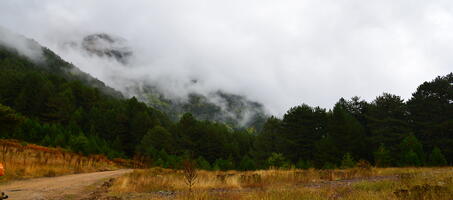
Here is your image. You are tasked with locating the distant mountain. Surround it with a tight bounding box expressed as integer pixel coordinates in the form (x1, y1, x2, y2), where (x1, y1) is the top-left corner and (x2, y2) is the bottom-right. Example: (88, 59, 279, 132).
(0, 28, 123, 98)
(138, 86, 267, 129)
(72, 33, 267, 129)
(81, 33, 132, 64)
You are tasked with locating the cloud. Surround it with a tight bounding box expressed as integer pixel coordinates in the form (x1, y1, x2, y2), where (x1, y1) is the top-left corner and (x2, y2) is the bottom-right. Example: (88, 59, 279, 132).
(0, 26, 44, 62)
(1, 0, 452, 115)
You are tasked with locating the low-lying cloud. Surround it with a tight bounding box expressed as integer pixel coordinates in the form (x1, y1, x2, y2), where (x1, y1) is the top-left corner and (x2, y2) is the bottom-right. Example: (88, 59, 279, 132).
(0, 27, 43, 62)
(1, 0, 452, 115)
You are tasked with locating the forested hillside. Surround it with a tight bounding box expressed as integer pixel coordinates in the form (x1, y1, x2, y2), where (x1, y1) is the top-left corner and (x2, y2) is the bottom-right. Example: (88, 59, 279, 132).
(72, 33, 268, 129)
(0, 38, 451, 170)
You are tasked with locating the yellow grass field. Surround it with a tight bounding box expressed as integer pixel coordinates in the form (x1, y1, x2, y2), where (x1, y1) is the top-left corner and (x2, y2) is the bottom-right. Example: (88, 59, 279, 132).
(0, 139, 118, 181)
(0, 139, 451, 200)
(108, 167, 453, 200)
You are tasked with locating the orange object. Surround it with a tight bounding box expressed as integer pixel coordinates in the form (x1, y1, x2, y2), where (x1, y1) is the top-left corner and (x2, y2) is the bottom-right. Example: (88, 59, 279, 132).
(0, 163, 4, 176)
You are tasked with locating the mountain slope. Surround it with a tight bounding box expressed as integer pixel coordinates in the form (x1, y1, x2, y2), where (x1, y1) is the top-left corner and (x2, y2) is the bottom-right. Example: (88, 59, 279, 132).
(0, 30, 172, 157)
(66, 33, 267, 129)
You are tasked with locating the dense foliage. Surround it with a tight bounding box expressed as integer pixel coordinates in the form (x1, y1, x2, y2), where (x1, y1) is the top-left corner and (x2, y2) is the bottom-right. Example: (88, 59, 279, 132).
(0, 43, 451, 170)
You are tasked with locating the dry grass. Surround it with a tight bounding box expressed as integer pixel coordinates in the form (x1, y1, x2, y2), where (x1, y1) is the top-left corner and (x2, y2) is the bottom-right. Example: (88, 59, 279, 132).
(109, 167, 453, 200)
(0, 139, 117, 181)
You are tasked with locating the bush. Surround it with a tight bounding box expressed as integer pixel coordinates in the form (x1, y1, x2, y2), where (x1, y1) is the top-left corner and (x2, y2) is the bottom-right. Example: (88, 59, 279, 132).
(213, 158, 234, 171)
(296, 160, 313, 169)
(428, 147, 447, 166)
(399, 134, 425, 166)
(374, 144, 392, 167)
(196, 156, 211, 170)
(267, 152, 289, 169)
(239, 155, 256, 171)
(340, 153, 355, 169)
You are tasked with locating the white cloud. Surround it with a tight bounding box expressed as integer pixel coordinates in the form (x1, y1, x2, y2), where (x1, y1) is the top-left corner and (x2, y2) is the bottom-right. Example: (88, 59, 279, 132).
(0, 27, 43, 62)
(0, 0, 452, 115)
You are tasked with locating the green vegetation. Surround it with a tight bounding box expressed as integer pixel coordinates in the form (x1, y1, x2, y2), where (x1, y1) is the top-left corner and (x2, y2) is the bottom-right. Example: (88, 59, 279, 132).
(0, 38, 452, 170)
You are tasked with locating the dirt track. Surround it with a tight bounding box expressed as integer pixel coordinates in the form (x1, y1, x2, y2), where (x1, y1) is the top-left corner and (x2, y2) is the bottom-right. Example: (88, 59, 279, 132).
(0, 169, 132, 200)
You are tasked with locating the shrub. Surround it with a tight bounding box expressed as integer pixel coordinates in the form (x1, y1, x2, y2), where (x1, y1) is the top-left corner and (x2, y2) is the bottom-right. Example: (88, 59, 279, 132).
(267, 152, 289, 169)
(340, 153, 355, 169)
(428, 147, 447, 166)
(374, 143, 392, 167)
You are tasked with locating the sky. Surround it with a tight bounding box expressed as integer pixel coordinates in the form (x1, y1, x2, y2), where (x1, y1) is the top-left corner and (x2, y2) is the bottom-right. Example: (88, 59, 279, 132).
(0, 0, 452, 116)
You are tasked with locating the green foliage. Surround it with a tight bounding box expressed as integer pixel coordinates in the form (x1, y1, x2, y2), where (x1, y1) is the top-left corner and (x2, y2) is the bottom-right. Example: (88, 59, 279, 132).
(280, 105, 327, 162)
(0, 41, 452, 170)
(196, 156, 211, 170)
(373, 144, 392, 167)
(401, 150, 421, 166)
(322, 162, 336, 169)
(138, 126, 173, 155)
(69, 133, 90, 155)
(267, 152, 289, 169)
(296, 160, 313, 169)
(399, 134, 425, 166)
(213, 157, 234, 171)
(0, 103, 23, 135)
(340, 153, 355, 169)
(407, 73, 453, 164)
(329, 102, 367, 161)
(239, 155, 256, 171)
(367, 93, 411, 158)
(428, 147, 447, 166)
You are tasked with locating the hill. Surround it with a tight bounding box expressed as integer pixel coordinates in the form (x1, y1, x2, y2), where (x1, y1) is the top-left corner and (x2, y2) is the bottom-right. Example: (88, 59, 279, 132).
(69, 33, 267, 129)
(0, 28, 451, 170)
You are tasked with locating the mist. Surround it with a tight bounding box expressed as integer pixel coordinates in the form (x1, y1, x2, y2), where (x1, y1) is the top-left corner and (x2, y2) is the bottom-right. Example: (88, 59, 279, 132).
(0, 27, 43, 62)
(1, 0, 452, 116)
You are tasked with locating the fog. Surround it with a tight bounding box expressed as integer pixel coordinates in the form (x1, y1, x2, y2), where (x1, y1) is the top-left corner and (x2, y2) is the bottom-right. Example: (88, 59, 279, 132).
(1, 0, 452, 115)
(0, 27, 43, 62)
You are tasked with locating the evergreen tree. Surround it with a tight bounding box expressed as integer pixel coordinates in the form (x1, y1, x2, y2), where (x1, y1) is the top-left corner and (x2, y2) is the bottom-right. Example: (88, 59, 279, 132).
(328, 102, 366, 160)
(407, 73, 453, 164)
(428, 147, 447, 166)
(340, 153, 355, 169)
(196, 156, 211, 170)
(399, 134, 425, 166)
(373, 144, 392, 167)
(138, 126, 173, 155)
(280, 105, 327, 162)
(366, 93, 411, 156)
(239, 155, 256, 171)
(0, 103, 23, 136)
(266, 152, 289, 169)
(296, 160, 313, 169)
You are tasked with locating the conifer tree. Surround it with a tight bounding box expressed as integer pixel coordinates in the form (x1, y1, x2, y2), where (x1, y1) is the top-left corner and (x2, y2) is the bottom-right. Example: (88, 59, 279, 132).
(428, 147, 447, 166)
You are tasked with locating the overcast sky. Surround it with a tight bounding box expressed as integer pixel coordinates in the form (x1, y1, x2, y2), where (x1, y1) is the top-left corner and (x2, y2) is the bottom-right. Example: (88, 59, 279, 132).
(1, 0, 452, 116)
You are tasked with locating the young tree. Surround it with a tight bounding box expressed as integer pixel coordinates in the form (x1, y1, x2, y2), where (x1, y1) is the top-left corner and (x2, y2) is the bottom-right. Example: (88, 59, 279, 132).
(183, 159, 198, 192)
(0, 104, 23, 136)
(399, 134, 425, 166)
(239, 155, 256, 171)
(267, 152, 289, 169)
(340, 153, 355, 169)
(373, 144, 392, 167)
(196, 156, 211, 170)
(296, 160, 313, 169)
(138, 126, 173, 155)
(428, 147, 447, 166)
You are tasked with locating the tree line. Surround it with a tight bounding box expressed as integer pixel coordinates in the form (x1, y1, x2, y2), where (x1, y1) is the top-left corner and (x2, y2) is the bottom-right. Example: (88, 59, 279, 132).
(0, 45, 451, 170)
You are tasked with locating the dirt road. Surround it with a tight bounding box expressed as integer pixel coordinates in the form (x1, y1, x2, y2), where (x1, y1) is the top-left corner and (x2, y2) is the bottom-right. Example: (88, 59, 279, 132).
(0, 169, 132, 200)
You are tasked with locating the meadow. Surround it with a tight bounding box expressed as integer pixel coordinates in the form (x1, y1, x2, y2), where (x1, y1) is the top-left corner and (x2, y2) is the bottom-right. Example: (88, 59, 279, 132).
(0, 138, 451, 200)
(0, 139, 118, 181)
(108, 166, 453, 200)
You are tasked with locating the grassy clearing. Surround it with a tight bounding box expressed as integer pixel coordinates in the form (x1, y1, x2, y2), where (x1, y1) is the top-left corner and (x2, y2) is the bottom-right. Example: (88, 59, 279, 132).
(0, 139, 117, 181)
(109, 167, 453, 200)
